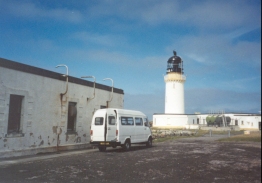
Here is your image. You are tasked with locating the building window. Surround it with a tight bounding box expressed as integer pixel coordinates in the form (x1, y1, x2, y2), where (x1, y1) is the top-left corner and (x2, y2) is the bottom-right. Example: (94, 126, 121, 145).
(235, 120, 238, 126)
(193, 119, 194, 124)
(100, 105, 106, 109)
(241, 121, 244, 125)
(67, 102, 77, 132)
(8, 95, 24, 134)
(197, 118, 199, 124)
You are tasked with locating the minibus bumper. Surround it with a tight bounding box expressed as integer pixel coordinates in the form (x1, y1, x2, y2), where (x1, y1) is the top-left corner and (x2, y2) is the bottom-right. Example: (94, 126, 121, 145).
(90, 141, 121, 147)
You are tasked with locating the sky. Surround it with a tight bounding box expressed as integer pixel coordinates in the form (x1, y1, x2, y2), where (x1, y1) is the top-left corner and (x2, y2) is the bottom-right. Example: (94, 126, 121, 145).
(0, 0, 261, 120)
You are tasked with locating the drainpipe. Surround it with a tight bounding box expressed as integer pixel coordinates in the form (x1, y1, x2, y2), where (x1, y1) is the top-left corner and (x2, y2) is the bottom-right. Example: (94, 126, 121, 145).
(81, 76, 96, 101)
(103, 78, 113, 108)
(55, 64, 69, 153)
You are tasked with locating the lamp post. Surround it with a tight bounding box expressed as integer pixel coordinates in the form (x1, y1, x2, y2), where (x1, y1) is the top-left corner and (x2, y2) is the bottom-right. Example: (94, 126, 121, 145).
(103, 78, 113, 108)
(81, 76, 96, 100)
(55, 64, 69, 96)
(55, 64, 68, 153)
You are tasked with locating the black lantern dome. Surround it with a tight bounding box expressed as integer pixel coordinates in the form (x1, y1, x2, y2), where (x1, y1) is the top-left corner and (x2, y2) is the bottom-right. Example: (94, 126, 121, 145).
(166, 50, 184, 74)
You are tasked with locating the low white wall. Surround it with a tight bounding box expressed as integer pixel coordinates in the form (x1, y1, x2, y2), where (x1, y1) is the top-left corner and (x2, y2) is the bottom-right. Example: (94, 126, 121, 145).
(153, 114, 261, 131)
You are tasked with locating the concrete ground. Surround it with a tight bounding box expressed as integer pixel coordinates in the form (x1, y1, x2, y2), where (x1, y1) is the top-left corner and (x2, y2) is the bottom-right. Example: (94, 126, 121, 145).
(0, 135, 261, 183)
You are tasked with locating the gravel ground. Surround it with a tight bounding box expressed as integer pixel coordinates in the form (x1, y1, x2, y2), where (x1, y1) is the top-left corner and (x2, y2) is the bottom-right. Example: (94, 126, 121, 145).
(0, 136, 261, 183)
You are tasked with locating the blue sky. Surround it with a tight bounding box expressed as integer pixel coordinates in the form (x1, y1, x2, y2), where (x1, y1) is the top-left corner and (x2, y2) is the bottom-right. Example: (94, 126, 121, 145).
(0, 0, 261, 119)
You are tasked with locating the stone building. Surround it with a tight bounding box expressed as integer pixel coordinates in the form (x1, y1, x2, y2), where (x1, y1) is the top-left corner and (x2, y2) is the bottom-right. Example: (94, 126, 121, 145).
(0, 58, 124, 158)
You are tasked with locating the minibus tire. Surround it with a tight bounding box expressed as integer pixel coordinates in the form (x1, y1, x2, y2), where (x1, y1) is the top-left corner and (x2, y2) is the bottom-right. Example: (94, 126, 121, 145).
(146, 137, 152, 147)
(123, 140, 131, 151)
(98, 146, 106, 152)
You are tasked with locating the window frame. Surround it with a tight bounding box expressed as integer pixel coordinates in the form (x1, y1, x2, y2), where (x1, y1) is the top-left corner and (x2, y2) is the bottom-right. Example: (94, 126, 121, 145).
(135, 117, 143, 126)
(67, 102, 77, 132)
(95, 117, 104, 125)
(121, 117, 134, 126)
(108, 116, 116, 125)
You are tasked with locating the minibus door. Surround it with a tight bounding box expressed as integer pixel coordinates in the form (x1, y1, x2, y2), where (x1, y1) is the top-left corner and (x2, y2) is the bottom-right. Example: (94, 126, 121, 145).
(106, 109, 117, 142)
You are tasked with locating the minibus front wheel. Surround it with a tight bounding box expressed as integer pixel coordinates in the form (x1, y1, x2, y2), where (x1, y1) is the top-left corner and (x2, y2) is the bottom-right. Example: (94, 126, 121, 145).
(146, 137, 152, 147)
(122, 139, 131, 151)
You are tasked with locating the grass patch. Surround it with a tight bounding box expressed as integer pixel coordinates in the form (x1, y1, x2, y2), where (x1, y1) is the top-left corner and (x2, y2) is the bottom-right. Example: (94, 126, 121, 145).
(218, 133, 261, 142)
(153, 135, 193, 143)
(153, 129, 252, 143)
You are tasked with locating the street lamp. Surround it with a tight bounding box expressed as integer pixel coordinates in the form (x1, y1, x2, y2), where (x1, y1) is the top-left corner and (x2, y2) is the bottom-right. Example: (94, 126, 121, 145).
(103, 78, 114, 107)
(55, 64, 69, 95)
(81, 76, 96, 100)
(55, 64, 68, 152)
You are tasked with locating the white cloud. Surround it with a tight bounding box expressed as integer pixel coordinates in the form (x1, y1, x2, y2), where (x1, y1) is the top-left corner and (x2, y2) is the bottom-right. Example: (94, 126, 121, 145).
(168, 33, 261, 67)
(220, 76, 261, 90)
(86, 0, 260, 31)
(72, 31, 128, 48)
(179, 1, 260, 30)
(185, 88, 261, 113)
(2, 1, 83, 23)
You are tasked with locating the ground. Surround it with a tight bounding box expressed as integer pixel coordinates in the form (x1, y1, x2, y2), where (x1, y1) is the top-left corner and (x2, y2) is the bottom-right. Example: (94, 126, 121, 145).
(0, 135, 261, 183)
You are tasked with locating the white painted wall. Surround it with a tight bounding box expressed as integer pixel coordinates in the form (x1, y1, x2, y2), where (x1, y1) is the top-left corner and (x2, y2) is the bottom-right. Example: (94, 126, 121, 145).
(0, 66, 124, 157)
(165, 81, 185, 114)
(153, 114, 261, 130)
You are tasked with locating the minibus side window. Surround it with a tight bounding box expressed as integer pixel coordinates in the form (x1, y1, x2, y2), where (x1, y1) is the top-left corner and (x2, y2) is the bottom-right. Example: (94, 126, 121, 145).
(135, 118, 143, 126)
(121, 117, 134, 125)
(127, 117, 134, 125)
(95, 117, 103, 125)
(121, 117, 127, 125)
(108, 116, 115, 125)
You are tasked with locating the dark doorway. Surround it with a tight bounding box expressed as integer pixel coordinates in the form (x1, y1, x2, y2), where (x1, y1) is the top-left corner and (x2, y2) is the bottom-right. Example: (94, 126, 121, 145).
(235, 120, 238, 126)
(8, 95, 23, 133)
(67, 102, 77, 132)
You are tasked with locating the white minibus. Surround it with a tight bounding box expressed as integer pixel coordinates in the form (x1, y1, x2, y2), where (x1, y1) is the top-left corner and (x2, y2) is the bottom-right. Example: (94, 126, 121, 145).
(90, 108, 152, 152)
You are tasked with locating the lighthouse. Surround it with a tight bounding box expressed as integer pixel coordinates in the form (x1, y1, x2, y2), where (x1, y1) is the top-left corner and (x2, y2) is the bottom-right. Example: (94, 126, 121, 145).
(165, 50, 186, 114)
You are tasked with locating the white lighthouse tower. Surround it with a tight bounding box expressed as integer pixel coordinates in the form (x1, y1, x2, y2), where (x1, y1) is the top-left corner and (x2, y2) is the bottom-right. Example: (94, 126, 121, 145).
(165, 50, 186, 114)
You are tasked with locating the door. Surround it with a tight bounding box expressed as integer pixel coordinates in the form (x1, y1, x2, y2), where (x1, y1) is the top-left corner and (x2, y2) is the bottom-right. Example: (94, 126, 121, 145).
(134, 117, 144, 142)
(92, 115, 105, 141)
(143, 118, 150, 141)
(106, 109, 117, 142)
